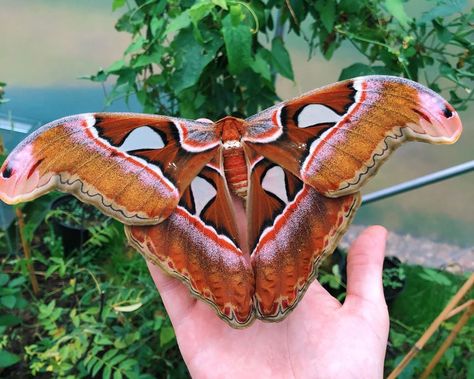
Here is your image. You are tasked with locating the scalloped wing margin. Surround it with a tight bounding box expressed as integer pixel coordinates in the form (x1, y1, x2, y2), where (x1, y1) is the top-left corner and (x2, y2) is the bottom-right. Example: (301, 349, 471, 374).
(0, 113, 220, 224)
(244, 75, 462, 197)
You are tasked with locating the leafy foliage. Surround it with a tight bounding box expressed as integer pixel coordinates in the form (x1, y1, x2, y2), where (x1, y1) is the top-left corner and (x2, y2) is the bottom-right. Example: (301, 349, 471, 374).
(87, 0, 473, 120)
(386, 265, 473, 378)
(0, 202, 187, 378)
(1, 0, 473, 377)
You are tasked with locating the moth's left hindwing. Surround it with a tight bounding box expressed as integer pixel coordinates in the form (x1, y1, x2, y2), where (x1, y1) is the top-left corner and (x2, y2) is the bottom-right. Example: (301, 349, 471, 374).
(126, 162, 255, 328)
(0, 113, 220, 224)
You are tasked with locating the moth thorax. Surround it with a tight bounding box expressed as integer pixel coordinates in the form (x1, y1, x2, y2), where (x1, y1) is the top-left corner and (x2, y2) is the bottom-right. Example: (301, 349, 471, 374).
(223, 142, 248, 199)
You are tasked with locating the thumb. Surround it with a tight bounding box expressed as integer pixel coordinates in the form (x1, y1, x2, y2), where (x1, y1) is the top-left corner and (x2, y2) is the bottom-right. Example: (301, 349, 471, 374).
(146, 261, 197, 326)
(345, 225, 388, 309)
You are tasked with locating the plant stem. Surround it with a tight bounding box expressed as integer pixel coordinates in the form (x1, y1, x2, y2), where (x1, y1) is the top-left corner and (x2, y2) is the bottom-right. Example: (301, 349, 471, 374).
(15, 207, 40, 295)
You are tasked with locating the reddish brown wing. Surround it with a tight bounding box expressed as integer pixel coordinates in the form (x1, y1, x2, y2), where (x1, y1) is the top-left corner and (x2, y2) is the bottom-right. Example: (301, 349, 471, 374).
(246, 155, 360, 321)
(0, 113, 220, 224)
(126, 163, 255, 328)
(243, 76, 462, 197)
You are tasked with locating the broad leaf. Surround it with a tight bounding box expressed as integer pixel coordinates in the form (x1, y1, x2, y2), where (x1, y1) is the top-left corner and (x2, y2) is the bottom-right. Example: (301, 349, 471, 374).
(385, 0, 411, 28)
(0, 350, 20, 368)
(171, 29, 222, 93)
(271, 38, 294, 80)
(222, 15, 252, 74)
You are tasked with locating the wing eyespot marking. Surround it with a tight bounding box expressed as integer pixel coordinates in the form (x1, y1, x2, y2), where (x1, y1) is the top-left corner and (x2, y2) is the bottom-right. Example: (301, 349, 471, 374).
(190, 176, 217, 216)
(2, 166, 13, 178)
(443, 106, 453, 118)
(118, 126, 166, 152)
(295, 104, 342, 129)
(261, 165, 289, 204)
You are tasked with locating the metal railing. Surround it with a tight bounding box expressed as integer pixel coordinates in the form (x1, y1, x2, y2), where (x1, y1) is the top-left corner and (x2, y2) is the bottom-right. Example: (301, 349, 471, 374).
(362, 160, 474, 205)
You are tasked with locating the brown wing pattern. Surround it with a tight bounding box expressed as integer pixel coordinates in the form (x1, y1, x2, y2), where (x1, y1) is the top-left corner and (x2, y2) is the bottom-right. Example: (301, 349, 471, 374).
(126, 163, 254, 328)
(0, 113, 220, 224)
(244, 76, 462, 197)
(247, 156, 360, 320)
(0, 76, 463, 328)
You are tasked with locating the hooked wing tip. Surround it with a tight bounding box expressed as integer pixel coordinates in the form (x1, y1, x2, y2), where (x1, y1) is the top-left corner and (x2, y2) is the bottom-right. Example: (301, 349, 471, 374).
(415, 90, 463, 144)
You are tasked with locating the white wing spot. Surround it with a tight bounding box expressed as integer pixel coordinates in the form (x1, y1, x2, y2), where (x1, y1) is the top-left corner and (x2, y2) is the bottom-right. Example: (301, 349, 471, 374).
(297, 104, 342, 128)
(262, 166, 288, 203)
(119, 126, 165, 152)
(191, 176, 217, 216)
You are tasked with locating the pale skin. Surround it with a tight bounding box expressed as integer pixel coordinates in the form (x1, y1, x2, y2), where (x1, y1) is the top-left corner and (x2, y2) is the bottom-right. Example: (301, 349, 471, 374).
(147, 225, 390, 379)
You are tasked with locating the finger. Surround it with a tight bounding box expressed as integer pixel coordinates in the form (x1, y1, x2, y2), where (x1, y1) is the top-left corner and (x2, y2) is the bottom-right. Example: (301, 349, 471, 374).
(345, 225, 387, 306)
(146, 261, 196, 324)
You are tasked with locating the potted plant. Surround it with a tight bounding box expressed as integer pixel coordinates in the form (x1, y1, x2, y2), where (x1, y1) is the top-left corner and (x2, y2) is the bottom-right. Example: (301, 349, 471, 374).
(382, 256, 406, 305)
(47, 195, 109, 254)
(322, 250, 406, 305)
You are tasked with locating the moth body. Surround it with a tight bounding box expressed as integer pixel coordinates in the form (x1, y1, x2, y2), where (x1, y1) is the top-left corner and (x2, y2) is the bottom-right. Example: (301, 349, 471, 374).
(217, 116, 249, 199)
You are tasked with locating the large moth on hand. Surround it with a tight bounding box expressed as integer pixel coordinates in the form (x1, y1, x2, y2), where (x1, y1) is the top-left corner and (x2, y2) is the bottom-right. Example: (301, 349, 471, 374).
(0, 76, 462, 328)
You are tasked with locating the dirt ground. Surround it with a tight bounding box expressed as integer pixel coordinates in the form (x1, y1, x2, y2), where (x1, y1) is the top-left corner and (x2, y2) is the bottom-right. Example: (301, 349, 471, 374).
(340, 225, 474, 274)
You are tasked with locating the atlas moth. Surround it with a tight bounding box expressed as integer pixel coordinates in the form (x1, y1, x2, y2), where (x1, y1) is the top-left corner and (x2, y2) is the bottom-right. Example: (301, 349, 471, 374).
(0, 76, 462, 328)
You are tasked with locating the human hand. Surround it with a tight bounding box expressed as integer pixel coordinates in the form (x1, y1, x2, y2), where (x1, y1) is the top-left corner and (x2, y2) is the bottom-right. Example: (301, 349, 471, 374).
(147, 225, 389, 379)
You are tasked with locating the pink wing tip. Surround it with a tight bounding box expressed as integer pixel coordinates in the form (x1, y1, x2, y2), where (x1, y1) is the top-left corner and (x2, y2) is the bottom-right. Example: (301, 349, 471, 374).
(0, 145, 45, 204)
(417, 91, 463, 144)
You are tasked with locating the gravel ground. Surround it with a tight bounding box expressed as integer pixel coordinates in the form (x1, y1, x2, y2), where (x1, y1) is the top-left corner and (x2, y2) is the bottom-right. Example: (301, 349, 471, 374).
(340, 225, 474, 274)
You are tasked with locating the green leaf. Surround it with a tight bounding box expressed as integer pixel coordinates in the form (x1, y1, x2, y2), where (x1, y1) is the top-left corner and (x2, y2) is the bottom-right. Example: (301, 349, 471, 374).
(251, 50, 271, 81)
(1, 295, 16, 309)
(222, 15, 252, 75)
(418, 268, 452, 286)
(271, 37, 294, 80)
(103, 349, 118, 361)
(384, 0, 411, 29)
(103, 365, 111, 379)
(432, 20, 453, 43)
(118, 358, 137, 371)
(171, 30, 223, 93)
(320, 0, 336, 32)
(113, 302, 143, 312)
(439, 62, 459, 83)
(0, 314, 21, 327)
(0, 350, 20, 368)
(8, 276, 26, 288)
(189, 2, 214, 26)
(125, 36, 145, 55)
(112, 0, 126, 11)
(132, 51, 163, 68)
(150, 17, 164, 37)
(106, 59, 126, 74)
(0, 274, 8, 287)
(160, 326, 175, 347)
(113, 370, 123, 379)
(165, 12, 191, 35)
(92, 359, 104, 376)
(108, 354, 127, 367)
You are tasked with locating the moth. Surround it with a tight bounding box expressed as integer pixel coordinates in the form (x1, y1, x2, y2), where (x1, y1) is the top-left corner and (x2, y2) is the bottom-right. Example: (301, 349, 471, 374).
(0, 76, 462, 328)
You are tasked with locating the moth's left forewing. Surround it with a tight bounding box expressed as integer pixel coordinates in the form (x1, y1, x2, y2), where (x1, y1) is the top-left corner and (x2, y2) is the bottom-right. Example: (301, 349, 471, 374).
(243, 76, 462, 197)
(0, 113, 220, 224)
(246, 156, 360, 321)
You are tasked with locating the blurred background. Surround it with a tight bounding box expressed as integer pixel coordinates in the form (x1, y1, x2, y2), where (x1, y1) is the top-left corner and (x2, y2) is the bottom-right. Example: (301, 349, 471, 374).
(0, 0, 472, 246)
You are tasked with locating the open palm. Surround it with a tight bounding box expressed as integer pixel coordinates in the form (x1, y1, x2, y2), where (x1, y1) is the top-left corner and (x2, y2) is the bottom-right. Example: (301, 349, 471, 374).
(147, 226, 389, 379)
